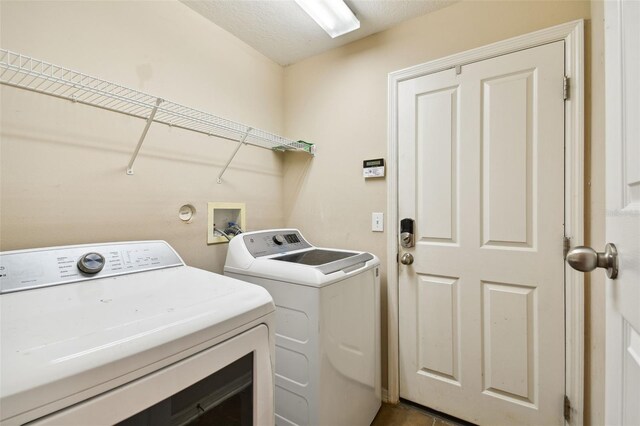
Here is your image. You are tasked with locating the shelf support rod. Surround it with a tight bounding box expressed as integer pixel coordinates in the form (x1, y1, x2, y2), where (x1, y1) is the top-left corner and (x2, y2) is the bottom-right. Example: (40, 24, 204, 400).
(217, 128, 252, 184)
(126, 97, 163, 175)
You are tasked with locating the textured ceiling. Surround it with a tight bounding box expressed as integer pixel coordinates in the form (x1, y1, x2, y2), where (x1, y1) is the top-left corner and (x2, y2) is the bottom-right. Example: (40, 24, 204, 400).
(182, 0, 457, 66)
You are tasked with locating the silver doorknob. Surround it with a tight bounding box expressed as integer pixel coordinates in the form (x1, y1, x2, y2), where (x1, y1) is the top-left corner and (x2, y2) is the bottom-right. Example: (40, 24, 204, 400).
(400, 253, 414, 265)
(566, 243, 618, 279)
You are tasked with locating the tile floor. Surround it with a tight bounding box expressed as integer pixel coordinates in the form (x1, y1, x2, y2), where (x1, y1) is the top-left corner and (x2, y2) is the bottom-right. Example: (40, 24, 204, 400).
(371, 402, 469, 426)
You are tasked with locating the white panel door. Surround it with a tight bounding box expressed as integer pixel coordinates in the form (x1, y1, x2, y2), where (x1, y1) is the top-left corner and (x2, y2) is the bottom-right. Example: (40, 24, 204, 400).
(605, 0, 640, 424)
(398, 41, 566, 425)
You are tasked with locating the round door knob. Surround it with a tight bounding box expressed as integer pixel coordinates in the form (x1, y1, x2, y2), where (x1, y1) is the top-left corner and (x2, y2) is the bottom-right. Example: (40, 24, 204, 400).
(77, 252, 106, 274)
(400, 253, 414, 265)
(566, 243, 618, 279)
(272, 235, 285, 245)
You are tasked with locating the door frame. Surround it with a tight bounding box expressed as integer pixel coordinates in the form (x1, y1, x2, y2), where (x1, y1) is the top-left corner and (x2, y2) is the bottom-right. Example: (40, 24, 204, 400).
(386, 20, 585, 424)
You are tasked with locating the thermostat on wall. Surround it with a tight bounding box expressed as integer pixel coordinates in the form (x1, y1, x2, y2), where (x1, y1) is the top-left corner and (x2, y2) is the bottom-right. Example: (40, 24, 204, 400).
(363, 158, 385, 178)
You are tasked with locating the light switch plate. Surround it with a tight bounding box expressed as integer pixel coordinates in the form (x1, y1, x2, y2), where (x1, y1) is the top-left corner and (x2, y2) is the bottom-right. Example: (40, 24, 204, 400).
(372, 212, 384, 232)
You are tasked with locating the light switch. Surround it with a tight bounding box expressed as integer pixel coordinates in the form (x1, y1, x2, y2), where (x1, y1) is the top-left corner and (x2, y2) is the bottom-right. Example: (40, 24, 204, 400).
(372, 212, 384, 232)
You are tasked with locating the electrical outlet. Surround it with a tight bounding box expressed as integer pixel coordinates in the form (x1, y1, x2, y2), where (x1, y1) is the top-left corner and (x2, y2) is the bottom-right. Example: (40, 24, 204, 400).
(372, 212, 384, 232)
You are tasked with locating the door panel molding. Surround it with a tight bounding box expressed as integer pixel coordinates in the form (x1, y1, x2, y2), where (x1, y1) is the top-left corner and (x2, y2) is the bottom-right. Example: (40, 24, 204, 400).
(481, 70, 535, 249)
(481, 281, 537, 405)
(416, 274, 460, 383)
(387, 20, 584, 425)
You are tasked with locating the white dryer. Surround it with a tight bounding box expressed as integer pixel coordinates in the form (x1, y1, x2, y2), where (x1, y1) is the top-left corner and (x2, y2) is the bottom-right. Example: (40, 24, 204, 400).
(0, 241, 275, 425)
(224, 229, 381, 426)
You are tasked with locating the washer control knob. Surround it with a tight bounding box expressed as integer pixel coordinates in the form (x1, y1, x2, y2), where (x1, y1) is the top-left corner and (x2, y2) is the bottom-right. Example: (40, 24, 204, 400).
(272, 235, 285, 245)
(77, 252, 106, 274)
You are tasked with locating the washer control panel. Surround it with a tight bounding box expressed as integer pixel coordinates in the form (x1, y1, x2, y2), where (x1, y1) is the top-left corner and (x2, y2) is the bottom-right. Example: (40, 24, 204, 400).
(243, 230, 311, 257)
(0, 241, 184, 294)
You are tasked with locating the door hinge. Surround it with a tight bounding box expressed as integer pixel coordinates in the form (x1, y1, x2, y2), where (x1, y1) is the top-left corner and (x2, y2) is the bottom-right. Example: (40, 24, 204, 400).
(563, 76, 570, 100)
(563, 236, 571, 259)
(564, 395, 571, 422)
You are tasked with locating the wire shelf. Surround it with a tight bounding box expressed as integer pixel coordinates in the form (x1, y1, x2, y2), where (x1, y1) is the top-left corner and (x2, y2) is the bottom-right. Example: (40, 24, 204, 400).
(0, 49, 315, 157)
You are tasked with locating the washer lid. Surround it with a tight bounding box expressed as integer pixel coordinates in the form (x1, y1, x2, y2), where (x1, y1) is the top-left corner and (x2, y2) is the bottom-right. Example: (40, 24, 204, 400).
(272, 249, 374, 275)
(224, 229, 381, 286)
(272, 249, 357, 265)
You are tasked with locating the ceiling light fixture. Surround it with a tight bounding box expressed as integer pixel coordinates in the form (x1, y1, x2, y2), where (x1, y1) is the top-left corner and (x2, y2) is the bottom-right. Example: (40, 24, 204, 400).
(294, 0, 360, 38)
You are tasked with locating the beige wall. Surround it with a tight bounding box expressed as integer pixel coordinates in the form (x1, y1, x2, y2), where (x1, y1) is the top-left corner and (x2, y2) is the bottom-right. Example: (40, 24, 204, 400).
(0, 0, 286, 272)
(1, 0, 607, 423)
(283, 1, 604, 423)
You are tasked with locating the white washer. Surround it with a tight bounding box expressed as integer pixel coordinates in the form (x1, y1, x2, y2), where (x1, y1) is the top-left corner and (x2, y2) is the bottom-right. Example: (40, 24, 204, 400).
(224, 229, 381, 426)
(0, 241, 275, 425)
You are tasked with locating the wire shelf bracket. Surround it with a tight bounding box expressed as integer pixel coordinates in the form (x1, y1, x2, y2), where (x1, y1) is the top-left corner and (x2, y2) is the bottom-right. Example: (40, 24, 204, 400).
(127, 98, 163, 175)
(0, 49, 316, 178)
(217, 128, 251, 184)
